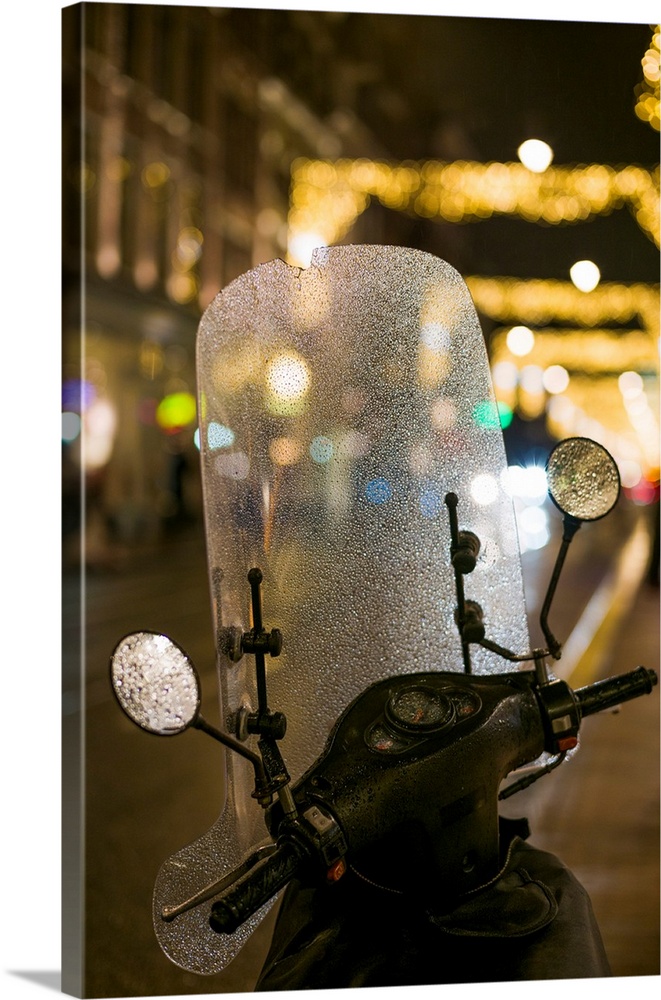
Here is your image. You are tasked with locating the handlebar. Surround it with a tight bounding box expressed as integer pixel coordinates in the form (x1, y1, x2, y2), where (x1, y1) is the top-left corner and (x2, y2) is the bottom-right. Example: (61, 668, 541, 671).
(209, 838, 306, 934)
(574, 666, 657, 718)
(205, 664, 658, 937)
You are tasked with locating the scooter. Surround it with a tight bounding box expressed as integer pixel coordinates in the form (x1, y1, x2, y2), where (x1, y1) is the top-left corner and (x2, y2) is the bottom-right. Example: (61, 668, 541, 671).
(111, 247, 657, 986)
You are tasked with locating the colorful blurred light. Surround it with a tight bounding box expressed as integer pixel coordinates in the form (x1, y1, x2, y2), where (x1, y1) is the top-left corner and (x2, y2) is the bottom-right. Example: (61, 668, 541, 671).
(310, 435, 334, 464)
(501, 465, 548, 503)
(634, 25, 660, 132)
(419, 485, 443, 518)
(520, 365, 545, 393)
(365, 477, 392, 505)
(62, 378, 96, 413)
(618, 370, 644, 399)
(618, 459, 643, 489)
(80, 397, 118, 470)
(269, 436, 303, 466)
(497, 402, 514, 429)
(517, 505, 550, 551)
(207, 422, 235, 449)
(492, 361, 519, 391)
(156, 392, 197, 431)
(472, 400, 501, 429)
(62, 412, 81, 443)
(287, 157, 660, 257)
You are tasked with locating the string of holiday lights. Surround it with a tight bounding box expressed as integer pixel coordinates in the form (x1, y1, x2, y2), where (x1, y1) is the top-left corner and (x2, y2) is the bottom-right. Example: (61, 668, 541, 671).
(287, 158, 660, 267)
(634, 24, 660, 132)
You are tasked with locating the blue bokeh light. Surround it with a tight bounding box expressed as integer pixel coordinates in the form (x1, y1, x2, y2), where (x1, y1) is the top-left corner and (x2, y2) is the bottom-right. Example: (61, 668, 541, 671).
(365, 477, 392, 504)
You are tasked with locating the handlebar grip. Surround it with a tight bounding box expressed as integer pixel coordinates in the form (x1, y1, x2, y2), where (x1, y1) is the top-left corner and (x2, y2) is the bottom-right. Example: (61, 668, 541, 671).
(574, 666, 657, 718)
(209, 839, 306, 934)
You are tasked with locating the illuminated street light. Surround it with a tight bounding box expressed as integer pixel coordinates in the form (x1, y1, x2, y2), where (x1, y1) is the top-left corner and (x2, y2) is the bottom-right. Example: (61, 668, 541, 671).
(570, 260, 601, 292)
(288, 231, 326, 267)
(265, 350, 312, 415)
(516, 139, 554, 172)
(266, 352, 311, 400)
(542, 365, 570, 394)
(506, 325, 535, 356)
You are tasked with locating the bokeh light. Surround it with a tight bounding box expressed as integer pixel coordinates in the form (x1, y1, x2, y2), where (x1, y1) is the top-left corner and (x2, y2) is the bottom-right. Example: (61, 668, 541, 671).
(570, 260, 601, 292)
(62, 412, 82, 443)
(81, 397, 118, 470)
(430, 396, 458, 430)
(501, 465, 548, 504)
(62, 378, 96, 412)
(472, 400, 501, 430)
(542, 365, 570, 394)
(288, 231, 327, 268)
(506, 325, 535, 356)
(156, 392, 197, 431)
(618, 459, 643, 489)
(497, 402, 514, 428)
(287, 158, 658, 258)
(618, 370, 644, 399)
(309, 435, 334, 464)
(492, 361, 519, 391)
(520, 365, 545, 393)
(365, 477, 392, 504)
(470, 473, 499, 506)
(419, 485, 443, 518)
(207, 422, 235, 449)
(518, 505, 550, 550)
(214, 451, 250, 480)
(269, 436, 304, 465)
(517, 139, 554, 172)
(265, 351, 311, 414)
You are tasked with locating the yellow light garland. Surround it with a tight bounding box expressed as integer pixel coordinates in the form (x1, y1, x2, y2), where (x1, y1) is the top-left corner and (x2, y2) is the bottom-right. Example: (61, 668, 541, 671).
(287, 158, 660, 264)
(465, 277, 659, 339)
(634, 25, 660, 132)
(490, 328, 658, 374)
(476, 278, 659, 475)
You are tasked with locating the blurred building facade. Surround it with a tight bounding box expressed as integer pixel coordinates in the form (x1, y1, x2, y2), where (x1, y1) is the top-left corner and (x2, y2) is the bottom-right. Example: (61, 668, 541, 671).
(62, 4, 660, 562)
(62, 5, 402, 559)
(64, 6, 357, 554)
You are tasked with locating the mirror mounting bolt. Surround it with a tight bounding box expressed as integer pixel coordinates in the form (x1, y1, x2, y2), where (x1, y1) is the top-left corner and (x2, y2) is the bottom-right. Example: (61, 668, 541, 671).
(248, 709, 287, 741)
(242, 627, 283, 657)
(452, 530, 481, 575)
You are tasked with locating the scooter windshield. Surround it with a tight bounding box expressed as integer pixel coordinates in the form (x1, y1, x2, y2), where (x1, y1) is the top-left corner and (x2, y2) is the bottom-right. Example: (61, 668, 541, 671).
(153, 245, 530, 973)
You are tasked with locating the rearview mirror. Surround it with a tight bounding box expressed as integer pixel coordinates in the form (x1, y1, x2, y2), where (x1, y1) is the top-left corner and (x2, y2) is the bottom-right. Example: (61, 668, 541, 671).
(110, 631, 201, 736)
(546, 436, 620, 523)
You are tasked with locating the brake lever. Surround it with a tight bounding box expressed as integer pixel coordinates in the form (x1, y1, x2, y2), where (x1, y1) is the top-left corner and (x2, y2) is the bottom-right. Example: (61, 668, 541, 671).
(161, 844, 278, 922)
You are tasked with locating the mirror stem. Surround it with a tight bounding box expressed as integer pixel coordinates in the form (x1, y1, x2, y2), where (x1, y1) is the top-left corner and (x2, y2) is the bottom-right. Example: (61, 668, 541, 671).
(540, 516, 581, 659)
(194, 715, 271, 805)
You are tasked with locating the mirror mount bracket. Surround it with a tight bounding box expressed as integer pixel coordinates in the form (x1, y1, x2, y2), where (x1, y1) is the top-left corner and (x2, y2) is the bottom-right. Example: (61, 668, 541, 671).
(562, 514, 582, 544)
(539, 518, 583, 660)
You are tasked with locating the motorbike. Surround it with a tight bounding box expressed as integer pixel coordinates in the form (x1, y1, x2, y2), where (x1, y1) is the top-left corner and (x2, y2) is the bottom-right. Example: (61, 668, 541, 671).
(110, 246, 657, 987)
